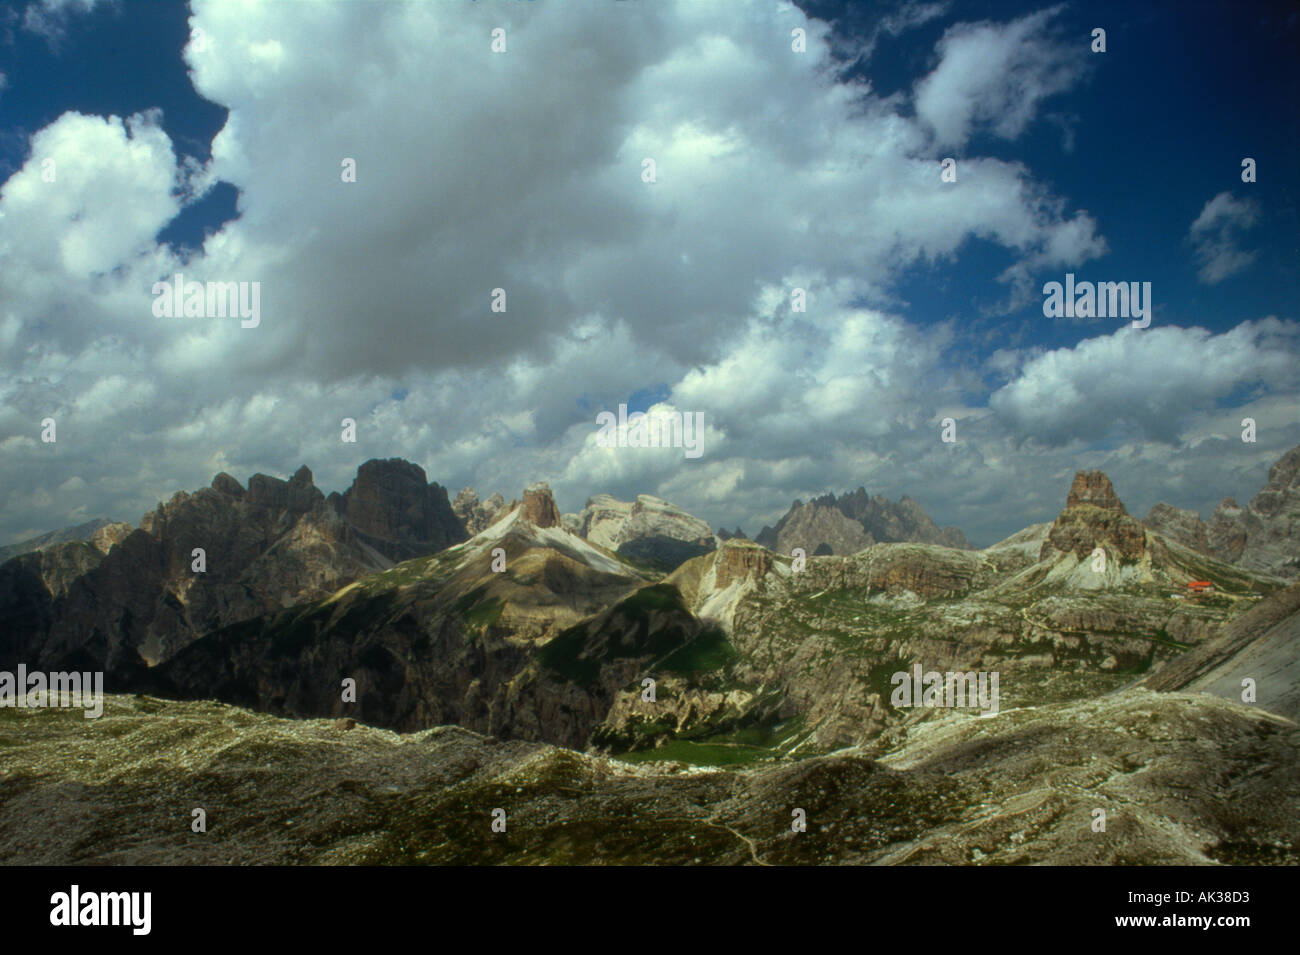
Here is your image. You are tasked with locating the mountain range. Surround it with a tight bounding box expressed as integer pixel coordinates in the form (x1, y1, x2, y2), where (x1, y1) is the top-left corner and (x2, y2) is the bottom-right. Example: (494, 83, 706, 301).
(4, 447, 1297, 741)
(756, 489, 970, 555)
(2, 446, 1297, 864)
(1142, 445, 1300, 581)
(0, 517, 120, 564)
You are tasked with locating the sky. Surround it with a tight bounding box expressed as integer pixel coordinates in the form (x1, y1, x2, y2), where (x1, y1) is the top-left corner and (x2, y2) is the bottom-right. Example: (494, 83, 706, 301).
(0, 0, 1297, 549)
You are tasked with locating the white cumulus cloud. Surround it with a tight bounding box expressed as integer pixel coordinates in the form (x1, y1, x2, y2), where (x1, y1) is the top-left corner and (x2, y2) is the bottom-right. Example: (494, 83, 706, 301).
(1189, 191, 1260, 284)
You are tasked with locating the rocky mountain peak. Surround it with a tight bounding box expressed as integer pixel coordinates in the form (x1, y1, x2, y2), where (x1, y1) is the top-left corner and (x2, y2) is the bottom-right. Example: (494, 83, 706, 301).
(521, 482, 562, 528)
(1254, 446, 1300, 517)
(1064, 470, 1127, 513)
(1043, 470, 1145, 562)
(246, 469, 323, 514)
(341, 458, 465, 559)
(211, 472, 245, 499)
(1205, 445, 1300, 579)
(1143, 502, 1209, 554)
(756, 487, 967, 555)
(565, 492, 716, 570)
(1098, 445, 1298, 581)
(1269, 445, 1300, 482)
(713, 539, 772, 589)
(453, 487, 509, 535)
(90, 521, 134, 555)
(1, 457, 472, 676)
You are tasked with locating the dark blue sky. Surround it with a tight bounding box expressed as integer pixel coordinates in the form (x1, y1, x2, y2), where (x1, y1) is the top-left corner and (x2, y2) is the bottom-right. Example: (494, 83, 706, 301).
(804, 0, 1300, 355)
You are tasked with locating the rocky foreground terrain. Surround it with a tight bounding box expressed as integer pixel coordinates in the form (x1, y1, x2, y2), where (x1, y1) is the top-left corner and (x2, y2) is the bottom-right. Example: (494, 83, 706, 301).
(0, 682, 1294, 865)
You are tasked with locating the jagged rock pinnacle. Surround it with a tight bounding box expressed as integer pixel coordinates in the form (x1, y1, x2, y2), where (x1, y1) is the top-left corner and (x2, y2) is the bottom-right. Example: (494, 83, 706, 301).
(521, 482, 561, 528)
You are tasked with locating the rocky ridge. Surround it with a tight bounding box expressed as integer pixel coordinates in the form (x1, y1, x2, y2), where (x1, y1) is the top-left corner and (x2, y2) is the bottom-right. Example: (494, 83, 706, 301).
(452, 488, 508, 535)
(142, 484, 651, 741)
(1208, 446, 1300, 580)
(3, 451, 1297, 772)
(0, 459, 466, 675)
(1143, 502, 1210, 554)
(0, 517, 124, 563)
(756, 489, 969, 556)
(565, 493, 717, 571)
(1141, 445, 1300, 581)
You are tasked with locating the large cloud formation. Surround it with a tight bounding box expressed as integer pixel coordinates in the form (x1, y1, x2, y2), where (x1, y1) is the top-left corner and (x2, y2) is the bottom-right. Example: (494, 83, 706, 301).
(1, 0, 1295, 548)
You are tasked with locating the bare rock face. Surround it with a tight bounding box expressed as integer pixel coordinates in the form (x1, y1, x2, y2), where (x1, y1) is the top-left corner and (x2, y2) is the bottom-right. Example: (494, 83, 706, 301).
(453, 488, 508, 535)
(1042, 471, 1146, 562)
(1206, 446, 1300, 580)
(756, 488, 968, 556)
(1208, 497, 1248, 562)
(1064, 470, 1125, 510)
(713, 539, 773, 590)
(569, 493, 715, 569)
(757, 498, 872, 557)
(69, 467, 350, 665)
(0, 541, 107, 608)
(245, 465, 320, 515)
(860, 543, 982, 598)
(90, 521, 134, 555)
(341, 459, 466, 560)
(520, 482, 562, 528)
(841, 490, 969, 550)
(0, 459, 471, 678)
(210, 472, 245, 499)
(1143, 502, 1209, 554)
